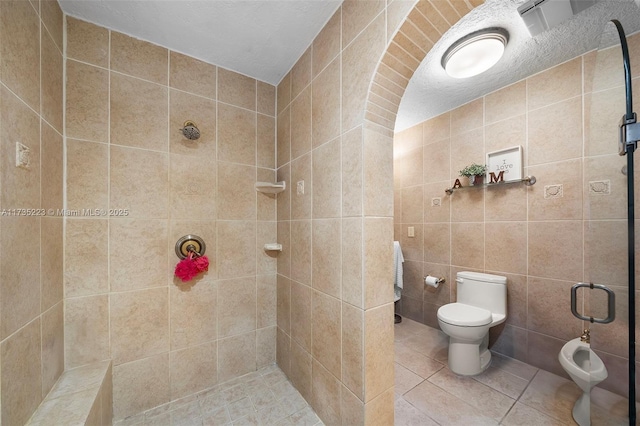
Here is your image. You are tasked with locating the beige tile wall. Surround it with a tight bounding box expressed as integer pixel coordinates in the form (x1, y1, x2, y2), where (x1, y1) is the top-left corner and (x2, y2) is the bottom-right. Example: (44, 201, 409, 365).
(0, 1, 64, 424)
(274, 0, 461, 423)
(394, 33, 640, 399)
(278, 3, 369, 424)
(64, 17, 277, 421)
(0, 1, 65, 424)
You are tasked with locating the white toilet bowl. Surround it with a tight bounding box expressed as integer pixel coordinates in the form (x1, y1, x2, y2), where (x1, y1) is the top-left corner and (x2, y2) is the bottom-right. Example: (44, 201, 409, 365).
(558, 337, 608, 426)
(437, 272, 507, 376)
(437, 303, 494, 375)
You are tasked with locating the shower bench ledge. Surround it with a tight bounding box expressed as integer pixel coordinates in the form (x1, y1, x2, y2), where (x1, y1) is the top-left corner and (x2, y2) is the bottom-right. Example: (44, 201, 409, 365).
(26, 360, 112, 426)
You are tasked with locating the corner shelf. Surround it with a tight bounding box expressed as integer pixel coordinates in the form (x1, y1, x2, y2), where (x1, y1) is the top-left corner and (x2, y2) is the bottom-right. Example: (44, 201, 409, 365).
(445, 176, 536, 194)
(255, 181, 286, 194)
(263, 243, 283, 252)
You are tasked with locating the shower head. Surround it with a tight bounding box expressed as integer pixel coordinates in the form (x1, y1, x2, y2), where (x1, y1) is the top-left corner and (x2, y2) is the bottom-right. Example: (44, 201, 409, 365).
(179, 121, 200, 140)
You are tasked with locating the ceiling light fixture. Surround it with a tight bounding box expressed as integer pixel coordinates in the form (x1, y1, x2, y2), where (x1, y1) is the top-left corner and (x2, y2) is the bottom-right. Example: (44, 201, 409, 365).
(442, 28, 508, 79)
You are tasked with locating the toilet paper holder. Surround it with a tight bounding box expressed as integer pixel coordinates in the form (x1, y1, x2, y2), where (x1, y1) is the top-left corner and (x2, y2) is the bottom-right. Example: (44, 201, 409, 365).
(424, 275, 445, 287)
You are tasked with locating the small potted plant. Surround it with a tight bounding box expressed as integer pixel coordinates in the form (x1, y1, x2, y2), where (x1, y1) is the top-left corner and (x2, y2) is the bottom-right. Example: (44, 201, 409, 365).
(459, 163, 487, 186)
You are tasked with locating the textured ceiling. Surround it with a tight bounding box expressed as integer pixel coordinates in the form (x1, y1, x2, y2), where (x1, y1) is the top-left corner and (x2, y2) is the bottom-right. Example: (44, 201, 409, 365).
(58, 0, 640, 128)
(58, 0, 342, 85)
(396, 0, 640, 131)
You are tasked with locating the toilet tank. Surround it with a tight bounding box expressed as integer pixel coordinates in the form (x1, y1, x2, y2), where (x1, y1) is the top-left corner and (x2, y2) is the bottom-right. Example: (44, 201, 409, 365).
(456, 271, 507, 316)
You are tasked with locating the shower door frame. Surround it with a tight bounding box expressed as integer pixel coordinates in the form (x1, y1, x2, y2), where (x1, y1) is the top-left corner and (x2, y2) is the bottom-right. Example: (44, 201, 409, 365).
(612, 18, 638, 424)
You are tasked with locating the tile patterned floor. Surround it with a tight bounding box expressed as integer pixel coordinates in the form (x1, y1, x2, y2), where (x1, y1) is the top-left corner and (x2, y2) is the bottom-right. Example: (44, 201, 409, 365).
(394, 318, 634, 426)
(112, 319, 635, 425)
(114, 364, 323, 426)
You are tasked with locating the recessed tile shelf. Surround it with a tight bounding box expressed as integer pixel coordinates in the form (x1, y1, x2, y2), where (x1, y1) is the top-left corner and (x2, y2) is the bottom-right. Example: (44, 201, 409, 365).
(255, 181, 286, 194)
(445, 176, 536, 194)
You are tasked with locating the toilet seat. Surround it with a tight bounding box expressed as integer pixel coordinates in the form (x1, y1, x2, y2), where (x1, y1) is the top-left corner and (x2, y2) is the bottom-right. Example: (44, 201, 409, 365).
(437, 303, 492, 327)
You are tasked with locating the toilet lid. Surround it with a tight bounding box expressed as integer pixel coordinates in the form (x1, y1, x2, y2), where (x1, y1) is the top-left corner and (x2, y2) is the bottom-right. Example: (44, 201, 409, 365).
(437, 303, 492, 326)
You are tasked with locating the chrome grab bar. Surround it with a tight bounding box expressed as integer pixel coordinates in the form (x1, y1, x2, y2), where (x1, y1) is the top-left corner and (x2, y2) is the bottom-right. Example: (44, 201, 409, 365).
(570, 282, 616, 324)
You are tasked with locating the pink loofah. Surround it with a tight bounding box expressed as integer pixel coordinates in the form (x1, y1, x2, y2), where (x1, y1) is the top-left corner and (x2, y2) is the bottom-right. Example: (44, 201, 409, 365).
(175, 257, 200, 282)
(194, 255, 209, 272)
(174, 254, 209, 282)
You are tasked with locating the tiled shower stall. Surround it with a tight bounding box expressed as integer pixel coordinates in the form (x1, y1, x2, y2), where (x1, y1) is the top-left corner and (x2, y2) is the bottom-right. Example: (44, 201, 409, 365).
(1, 0, 413, 423)
(63, 16, 281, 420)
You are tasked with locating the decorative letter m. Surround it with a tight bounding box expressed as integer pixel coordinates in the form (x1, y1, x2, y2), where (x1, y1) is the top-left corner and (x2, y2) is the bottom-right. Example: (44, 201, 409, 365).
(489, 171, 504, 183)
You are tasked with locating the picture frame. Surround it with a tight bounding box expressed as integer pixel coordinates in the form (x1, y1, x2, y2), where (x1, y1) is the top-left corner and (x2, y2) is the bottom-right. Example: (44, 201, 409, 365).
(486, 146, 523, 182)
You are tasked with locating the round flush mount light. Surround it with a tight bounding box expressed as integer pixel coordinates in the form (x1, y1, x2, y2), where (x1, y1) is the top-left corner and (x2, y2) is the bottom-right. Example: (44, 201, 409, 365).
(442, 28, 508, 79)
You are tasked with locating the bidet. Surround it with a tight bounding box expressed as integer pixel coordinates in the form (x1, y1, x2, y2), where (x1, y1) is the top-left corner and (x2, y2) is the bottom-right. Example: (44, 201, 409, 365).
(558, 335, 608, 426)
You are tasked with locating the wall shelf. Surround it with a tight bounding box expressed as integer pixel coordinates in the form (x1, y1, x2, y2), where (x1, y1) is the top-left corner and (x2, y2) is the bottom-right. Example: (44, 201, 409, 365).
(263, 243, 282, 252)
(445, 176, 536, 194)
(255, 181, 286, 194)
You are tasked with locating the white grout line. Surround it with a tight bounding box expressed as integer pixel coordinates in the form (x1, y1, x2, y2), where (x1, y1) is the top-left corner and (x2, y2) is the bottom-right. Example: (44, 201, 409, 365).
(106, 26, 113, 363)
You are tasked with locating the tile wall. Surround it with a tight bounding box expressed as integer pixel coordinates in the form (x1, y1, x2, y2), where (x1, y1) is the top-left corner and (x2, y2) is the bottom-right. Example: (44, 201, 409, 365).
(0, 1, 65, 424)
(393, 33, 640, 399)
(274, 1, 432, 423)
(64, 17, 278, 421)
(274, 1, 489, 422)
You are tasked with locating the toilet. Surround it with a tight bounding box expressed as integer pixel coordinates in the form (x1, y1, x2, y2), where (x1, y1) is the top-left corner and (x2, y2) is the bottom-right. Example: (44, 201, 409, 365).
(437, 271, 507, 376)
(558, 336, 608, 426)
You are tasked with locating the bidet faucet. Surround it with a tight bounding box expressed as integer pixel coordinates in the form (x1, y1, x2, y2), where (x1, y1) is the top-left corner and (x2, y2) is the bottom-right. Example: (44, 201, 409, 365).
(580, 329, 590, 343)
